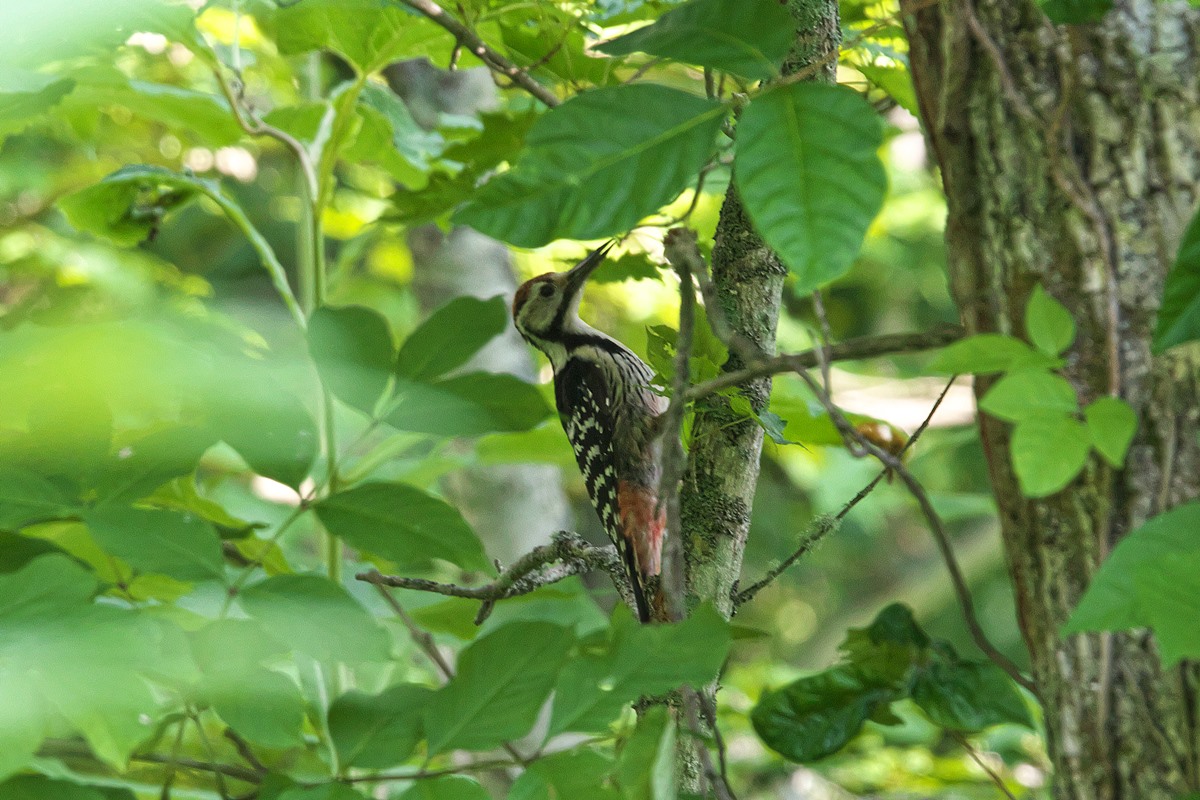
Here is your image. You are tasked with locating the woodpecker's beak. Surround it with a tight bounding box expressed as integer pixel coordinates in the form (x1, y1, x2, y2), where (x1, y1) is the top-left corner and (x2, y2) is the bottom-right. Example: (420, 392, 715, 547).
(563, 240, 615, 297)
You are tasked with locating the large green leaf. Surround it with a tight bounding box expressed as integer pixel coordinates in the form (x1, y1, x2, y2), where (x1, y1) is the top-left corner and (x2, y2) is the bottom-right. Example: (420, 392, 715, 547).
(314, 481, 488, 572)
(1065, 502, 1200, 664)
(924, 333, 1059, 375)
(549, 605, 730, 735)
(329, 684, 432, 769)
(92, 426, 218, 506)
(454, 85, 726, 247)
(269, 0, 444, 74)
(1025, 284, 1075, 356)
(308, 305, 396, 415)
(0, 467, 76, 529)
(189, 619, 305, 749)
(1085, 396, 1137, 468)
(396, 295, 509, 382)
(0, 775, 133, 800)
(911, 661, 1032, 731)
(734, 83, 886, 292)
(239, 575, 392, 665)
(978, 369, 1078, 423)
(388, 372, 552, 437)
(1153, 205, 1200, 352)
(0, 69, 74, 141)
(614, 706, 676, 800)
(425, 622, 574, 753)
(400, 777, 490, 800)
(508, 749, 620, 800)
(0, 555, 191, 776)
(751, 667, 899, 763)
(1011, 414, 1091, 497)
(85, 507, 224, 582)
(1037, 0, 1112, 24)
(597, 0, 794, 79)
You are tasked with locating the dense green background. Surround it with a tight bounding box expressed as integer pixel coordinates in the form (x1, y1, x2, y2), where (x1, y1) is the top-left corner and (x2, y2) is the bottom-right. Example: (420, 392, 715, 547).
(8, 0, 1197, 797)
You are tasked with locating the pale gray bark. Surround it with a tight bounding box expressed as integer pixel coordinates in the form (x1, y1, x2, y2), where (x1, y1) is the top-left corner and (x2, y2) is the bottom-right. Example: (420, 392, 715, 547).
(907, 2, 1200, 797)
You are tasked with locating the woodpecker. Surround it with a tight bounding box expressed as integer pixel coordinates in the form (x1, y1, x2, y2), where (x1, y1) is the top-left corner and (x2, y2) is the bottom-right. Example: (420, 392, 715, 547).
(512, 243, 667, 622)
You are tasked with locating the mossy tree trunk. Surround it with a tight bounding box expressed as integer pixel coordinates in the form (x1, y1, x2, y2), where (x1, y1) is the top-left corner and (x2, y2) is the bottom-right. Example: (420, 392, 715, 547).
(906, 2, 1200, 797)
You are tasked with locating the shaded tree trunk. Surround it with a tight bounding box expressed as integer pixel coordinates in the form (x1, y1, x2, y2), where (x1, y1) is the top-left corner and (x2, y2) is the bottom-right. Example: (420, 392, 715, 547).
(906, 2, 1200, 797)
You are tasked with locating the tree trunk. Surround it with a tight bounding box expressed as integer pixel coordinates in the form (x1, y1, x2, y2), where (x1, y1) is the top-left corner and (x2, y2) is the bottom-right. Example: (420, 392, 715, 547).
(906, 2, 1200, 797)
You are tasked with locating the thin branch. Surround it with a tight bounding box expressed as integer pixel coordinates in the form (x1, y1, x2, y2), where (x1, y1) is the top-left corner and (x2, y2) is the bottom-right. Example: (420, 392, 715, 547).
(949, 731, 1020, 800)
(734, 376, 957, 607)
(224, 728, 268, 777)
(794, 368, 1037, 694)
(39, 740, 262, 785)
(680, 687, 738, 800)
(397, 0, 561, 107)
(358, 531, 625, 623)
(660, 228, 702, 621)
(685, 325, 964, 401)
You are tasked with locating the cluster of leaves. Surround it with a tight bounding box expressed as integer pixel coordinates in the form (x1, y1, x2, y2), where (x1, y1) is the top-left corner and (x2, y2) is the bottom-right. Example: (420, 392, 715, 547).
(752, 604, 1032, 763)
(926, 285, 1136, 497)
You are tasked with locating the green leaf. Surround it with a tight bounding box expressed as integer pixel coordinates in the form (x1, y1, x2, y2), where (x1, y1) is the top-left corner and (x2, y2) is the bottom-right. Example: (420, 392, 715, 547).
(751, 666, 899, 763)
(85, 507, 224, 582)
(508, 749, 620, 800)
(0, 775, 132, 800)
(925, 333, 1059, 375)
(1085, 396, 1137, 468)
(856, 64, 919, 115)
(308, 305, 396, 415)
(189, 620, 304, 749)
(0, 467, 76, 529)
(269, 0, 441, 74)
(549, 605, 730, 735)
(1011, 414, 1092, 497)
(59, 167, 201, 247)
(911, 661, 1032, 731)
(400, 777, 490, 800)
(396, 295, 509, 382)
(734, 83, 886, 292)
(1036, 0, 1112, 24)
(330, 684, 432, 769)
(1025, 285, 1075, 356)
(597, 0, 795, 79)
(978, 369, 1078, 422)
(239, 575, 392, 665)
(454, 85, 725, 247)
(425, 622, 574, 754)
(615, 706, 676, 800)
(314, 481, 488, 572)
(0, 555, 190, 773)
(1153, 205, 1200, 352)
(93, 426, 218, 506)
(389, 373, 552, 437)
(0, 69, 74, 141)
(1065, 502, 1200, 664)
(214, 380, 318, 488)
(839, 603, 928, 688)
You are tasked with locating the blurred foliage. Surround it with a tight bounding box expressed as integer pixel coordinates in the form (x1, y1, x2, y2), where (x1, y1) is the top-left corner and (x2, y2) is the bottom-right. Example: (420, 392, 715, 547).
(0, 0, 1055, 798)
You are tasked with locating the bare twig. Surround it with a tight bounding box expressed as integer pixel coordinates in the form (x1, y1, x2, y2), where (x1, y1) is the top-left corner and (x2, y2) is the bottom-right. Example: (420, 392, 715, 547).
(949, 731, 1020, 800)
(734, 376, 957, 607)
(358, 531, 625, 623)
(40, 740, 262, 785)
(680, 687, 738, 800)
(660, 228, 703, 621)
(685, 325, 964, 401)
(795, 368, 1037, 694)
(224, 729, 268, 776)
(397, 0, 561, 107)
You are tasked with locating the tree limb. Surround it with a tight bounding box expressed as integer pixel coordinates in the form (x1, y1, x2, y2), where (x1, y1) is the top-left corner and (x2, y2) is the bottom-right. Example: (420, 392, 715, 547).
(396, 0, 561, 107)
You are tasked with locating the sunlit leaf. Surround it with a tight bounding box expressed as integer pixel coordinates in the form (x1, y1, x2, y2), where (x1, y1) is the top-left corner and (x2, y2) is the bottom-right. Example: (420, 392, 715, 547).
(269, 0, 439, 74)
(1025, 285, 1075, 356)
(1011, 414, 1091, 497)
(735, 83, 886, 292)
(615, 706, 676, 800)
(1065, 501, 1200, 665)
(979, 369, 1078, 423)
(924, 333, 1059, 375)
(1085, 396, 1137, 468)
(0, 69, 74, 141)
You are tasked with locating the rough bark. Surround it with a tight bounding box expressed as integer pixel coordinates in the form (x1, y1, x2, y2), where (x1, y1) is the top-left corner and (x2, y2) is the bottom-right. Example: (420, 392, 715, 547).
(681, 0, 841, 617)
(906, 2, 1200, 798)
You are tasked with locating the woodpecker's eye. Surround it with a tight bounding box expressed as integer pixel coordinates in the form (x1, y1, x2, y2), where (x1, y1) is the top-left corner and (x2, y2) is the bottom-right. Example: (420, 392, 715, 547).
(539, 283, 555, 298)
